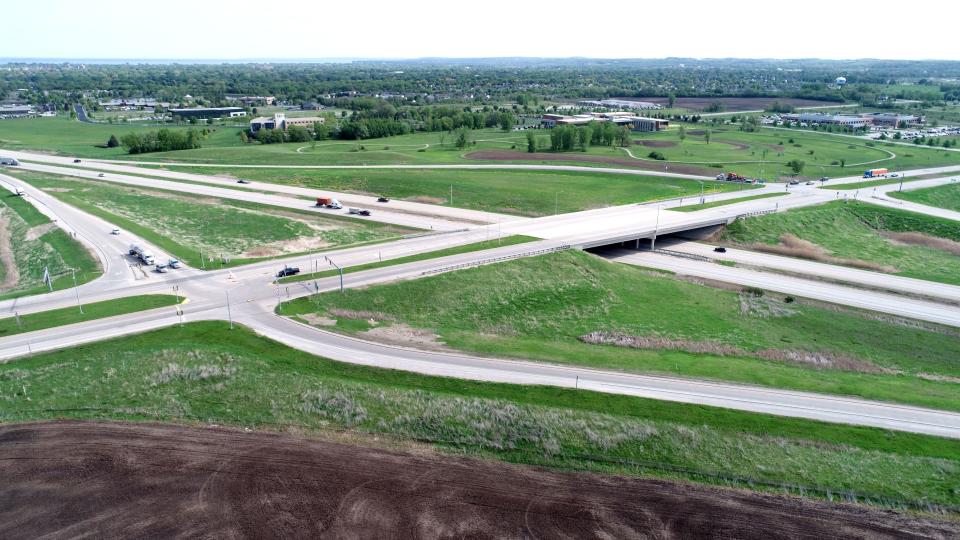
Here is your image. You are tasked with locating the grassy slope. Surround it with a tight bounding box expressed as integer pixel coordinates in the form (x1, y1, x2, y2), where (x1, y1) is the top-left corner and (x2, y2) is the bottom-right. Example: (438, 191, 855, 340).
(278, 235, 537, 283)
(1, 321, 957, 510)
(0, 295, 178, 336)
(173, 167, 751, 217)
(9, 171, 409, 269)
(0, 195, 101, 300)
(891, 182, 960, 211)
(282, 250, 960, 411)
(719, 201, 960, 284)
(673, 192, 787, 212)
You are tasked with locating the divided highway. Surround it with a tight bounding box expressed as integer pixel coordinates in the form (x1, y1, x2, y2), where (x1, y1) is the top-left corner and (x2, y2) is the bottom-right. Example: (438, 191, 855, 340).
(1, 154, 959, 439)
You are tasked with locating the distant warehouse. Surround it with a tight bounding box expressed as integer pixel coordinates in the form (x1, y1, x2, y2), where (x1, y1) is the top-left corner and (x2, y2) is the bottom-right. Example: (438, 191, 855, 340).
(541, 112, 668, 132)
(249, 113, 325, 133)
(780, 113, 870, 128)
(169, 107, 247, 120)
(577, 99, 661, 110)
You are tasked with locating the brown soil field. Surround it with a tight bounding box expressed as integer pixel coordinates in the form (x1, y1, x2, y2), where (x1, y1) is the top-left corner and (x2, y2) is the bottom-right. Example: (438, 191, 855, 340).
(639, 140, 678, 148)
(465, 150, 714, 176)
(629, 97, 843, 112)
(1, 421, 956, 539)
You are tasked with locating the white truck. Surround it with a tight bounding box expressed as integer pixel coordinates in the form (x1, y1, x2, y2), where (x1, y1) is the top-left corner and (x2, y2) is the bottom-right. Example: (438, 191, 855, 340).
(128, 244, 156, 265)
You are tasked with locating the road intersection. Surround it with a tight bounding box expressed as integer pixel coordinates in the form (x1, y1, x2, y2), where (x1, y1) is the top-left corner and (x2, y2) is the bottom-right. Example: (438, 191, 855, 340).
(0, 153, 959, 438)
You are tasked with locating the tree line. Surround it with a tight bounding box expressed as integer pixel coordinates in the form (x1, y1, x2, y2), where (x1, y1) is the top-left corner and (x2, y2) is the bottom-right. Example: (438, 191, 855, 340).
(120, 129, 203, 154)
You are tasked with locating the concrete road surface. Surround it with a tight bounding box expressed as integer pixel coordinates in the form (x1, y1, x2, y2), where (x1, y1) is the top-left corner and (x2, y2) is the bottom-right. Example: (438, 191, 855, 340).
(607, 249, 960, 327)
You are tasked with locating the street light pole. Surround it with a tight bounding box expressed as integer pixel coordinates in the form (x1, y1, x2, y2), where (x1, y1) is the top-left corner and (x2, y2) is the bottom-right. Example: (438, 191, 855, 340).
(225, 289, 233, 329)
(651, 205, 661, 251)
(329, 259, 344, 293)
(72, 269, 83, 314)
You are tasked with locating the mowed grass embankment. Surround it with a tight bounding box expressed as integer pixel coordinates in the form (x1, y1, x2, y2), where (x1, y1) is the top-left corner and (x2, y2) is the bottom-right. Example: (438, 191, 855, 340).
(282, 250, 960, 411)
(277, 235, 537, 284)
(0, 192, 101, 300)
(9, 171, 413, 269)
(174, 167, 751, 216)
(0, 294, 179, 336)
(891, 181, 960, 211)
(1, 320, 958, 511)
(718, 201, 960, 285)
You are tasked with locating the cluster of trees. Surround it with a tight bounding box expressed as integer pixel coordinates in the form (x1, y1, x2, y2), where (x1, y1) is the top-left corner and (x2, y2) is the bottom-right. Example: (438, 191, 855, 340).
(913, 136, 958, 148)
(527, 122, 632, 152)
(120, 129, 202, 154)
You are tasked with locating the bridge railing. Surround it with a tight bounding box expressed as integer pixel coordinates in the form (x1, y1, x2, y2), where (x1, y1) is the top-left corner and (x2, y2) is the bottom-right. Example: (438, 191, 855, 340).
(422, 244, 571, 276)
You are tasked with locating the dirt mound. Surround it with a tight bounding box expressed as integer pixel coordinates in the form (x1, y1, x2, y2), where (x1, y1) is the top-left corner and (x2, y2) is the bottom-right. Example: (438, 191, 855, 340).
(639, 140, 677, 148)
(687, 130, 707, 136)
(749, 234, 899, 273)
(465, 150, 714, 176)
(1, 421, 954, 539)
(716, 140, 750, 150)
(883, 231, 960, 256)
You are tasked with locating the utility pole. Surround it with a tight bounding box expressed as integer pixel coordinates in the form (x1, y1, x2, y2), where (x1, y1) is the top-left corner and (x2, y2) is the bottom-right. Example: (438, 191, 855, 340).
(449, 185, 453, 206)
(899, 173, 905, 192)
(329, 259, 344, 293)
(225, 289, 233, 329)
(43, 266, 52, 292)
(72, 269, 83, 314)
(651, 205, 661, 251)
(173, 285, 180, 305)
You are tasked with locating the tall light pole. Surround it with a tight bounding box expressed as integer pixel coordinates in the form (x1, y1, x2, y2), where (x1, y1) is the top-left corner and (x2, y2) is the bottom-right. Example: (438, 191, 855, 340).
(651, 204, 661, 251)
(329, 259, 344, 293)
(225, 289, 233, 329)
(72, 269, 83, 314)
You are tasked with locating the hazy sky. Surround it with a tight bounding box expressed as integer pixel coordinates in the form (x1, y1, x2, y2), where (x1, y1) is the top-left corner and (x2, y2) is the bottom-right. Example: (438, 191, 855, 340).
(6, 0, 957, 61)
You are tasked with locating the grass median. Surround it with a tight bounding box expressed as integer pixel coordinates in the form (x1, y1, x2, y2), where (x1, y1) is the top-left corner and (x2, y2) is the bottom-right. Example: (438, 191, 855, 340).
(672, 192, 787, 212)
(890, 181, 960, 211)
(1, 320, 958, 512)
(0, 294, 179, 337)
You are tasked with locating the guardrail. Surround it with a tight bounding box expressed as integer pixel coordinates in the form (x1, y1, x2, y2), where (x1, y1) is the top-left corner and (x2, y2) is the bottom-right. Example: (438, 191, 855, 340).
(735, 208, 777, 219)
(421, 244, 571, 276)
(402, 228, 470, 240)
(652, 248, 711, 262)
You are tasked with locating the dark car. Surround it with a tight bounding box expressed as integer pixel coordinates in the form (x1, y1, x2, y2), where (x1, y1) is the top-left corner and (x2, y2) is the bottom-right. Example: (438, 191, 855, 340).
(377, 197, 389, 203)
(236, 179, 250, 184)
(358, 209, 371, 216)
(819, 177, 829, 182)
(713, 246, 727, 253)
(276, 266, 300, 278)
(73, 159, 82, 163)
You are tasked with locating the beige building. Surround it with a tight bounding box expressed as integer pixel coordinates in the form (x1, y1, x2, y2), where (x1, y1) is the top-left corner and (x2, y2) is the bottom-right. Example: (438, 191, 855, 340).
(249, 113, 325, 133)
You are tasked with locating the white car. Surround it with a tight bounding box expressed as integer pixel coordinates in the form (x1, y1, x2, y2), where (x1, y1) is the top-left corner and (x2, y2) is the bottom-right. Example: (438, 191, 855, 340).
(154, 263, 168, 273)
(110, 228, 121, 235)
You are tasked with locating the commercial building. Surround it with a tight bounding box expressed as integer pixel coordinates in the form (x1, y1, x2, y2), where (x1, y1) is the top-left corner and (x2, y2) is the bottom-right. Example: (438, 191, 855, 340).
(0, 105, 35, 117)
(169, 107, 247, 120)
(540, 112, 668, 131)
(862, 112, 923, 127)
(98, 98, 168, 109)
(225, 95, 276, 106)
(249, 113, 325, 133)
(577, 99, 661, 110)
(781, 113, 870, 128)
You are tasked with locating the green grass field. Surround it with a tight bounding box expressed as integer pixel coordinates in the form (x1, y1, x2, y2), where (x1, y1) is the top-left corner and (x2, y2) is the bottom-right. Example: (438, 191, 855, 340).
(891, 182, 960, 211)
(2, 321, 957, 511)
(0, 295, 178, 336)
(0, 193, 101, 299)
(173, 167, 752, 216)
(6, 116, 959, 181)
(9, 171, 412, 268)
(281, 250, 960, 412)
(625, 127, 960, 179)
(719, 201, 960, 284)
(673, 192, 787, 212)
(277, 235, 536, 284)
